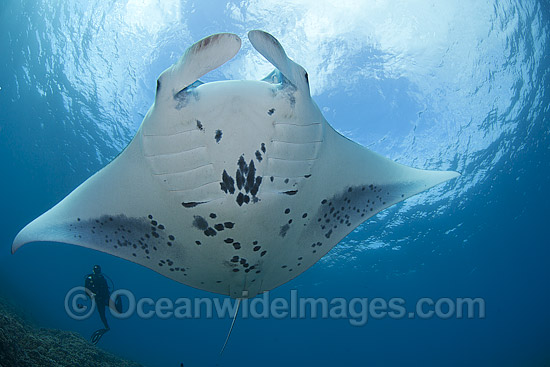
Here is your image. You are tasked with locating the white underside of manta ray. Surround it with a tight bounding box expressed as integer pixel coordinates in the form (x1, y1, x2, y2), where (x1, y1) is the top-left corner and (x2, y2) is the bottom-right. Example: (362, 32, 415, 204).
(13, 30, 459, 300)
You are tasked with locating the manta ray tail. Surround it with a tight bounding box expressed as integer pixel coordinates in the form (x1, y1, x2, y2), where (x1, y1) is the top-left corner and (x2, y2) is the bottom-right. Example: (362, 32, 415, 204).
(220, 298, 242, 355)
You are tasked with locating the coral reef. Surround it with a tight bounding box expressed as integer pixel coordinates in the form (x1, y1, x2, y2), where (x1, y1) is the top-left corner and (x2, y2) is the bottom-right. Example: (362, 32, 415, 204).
(0, 297, 144, 367)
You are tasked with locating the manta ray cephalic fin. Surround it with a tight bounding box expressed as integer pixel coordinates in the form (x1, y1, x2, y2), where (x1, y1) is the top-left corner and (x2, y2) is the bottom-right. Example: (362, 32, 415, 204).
(248, 30, 310, 94)
(155, 32, 242, 104)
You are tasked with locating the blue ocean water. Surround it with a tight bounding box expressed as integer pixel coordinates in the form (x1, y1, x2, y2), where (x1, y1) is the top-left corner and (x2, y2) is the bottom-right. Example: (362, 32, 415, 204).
(0, 0, 549, 366)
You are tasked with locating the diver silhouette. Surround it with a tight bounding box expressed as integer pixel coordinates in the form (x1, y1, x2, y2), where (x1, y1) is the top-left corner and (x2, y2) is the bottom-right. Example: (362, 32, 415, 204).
(84, 264, 122, 345)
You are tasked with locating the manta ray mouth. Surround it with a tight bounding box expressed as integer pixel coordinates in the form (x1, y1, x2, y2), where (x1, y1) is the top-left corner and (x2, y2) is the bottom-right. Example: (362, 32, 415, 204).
(183, 69, 289, 96)
(181, 72, 284, 92)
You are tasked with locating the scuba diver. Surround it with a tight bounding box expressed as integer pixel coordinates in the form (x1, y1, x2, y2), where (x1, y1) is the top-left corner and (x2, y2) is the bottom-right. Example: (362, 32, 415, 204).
(84, 265, 122, 345)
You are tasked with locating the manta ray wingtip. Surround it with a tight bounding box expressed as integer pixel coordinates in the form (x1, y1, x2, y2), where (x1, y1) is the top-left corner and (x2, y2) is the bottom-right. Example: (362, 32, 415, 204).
(443, 170, 461, 181)
(11, 210, 59, 254)
(421, 169, 460, 189)
(12, 227, 31, 254)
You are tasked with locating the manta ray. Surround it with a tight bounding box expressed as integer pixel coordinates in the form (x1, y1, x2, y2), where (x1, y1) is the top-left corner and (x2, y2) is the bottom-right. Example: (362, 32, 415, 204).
(13, 30, 458, 302)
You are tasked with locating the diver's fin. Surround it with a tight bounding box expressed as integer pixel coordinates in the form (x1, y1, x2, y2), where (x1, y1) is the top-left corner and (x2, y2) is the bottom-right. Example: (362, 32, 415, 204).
(220, 298, 241, 355)
(109, 293, 124, 314)
(115, 295, 123, 314)
(90, 328, 109, 345)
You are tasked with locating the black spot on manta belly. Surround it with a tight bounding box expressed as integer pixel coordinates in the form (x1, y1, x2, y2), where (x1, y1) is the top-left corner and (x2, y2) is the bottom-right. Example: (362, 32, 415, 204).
(279, 224, 290, 237)
(182, 201, 206, 208)
(268, 108, 275, 115)
(192, 216, 209, 231)
(223, 154, 263, 204)
(245, 160, 256, 191)
(282, 190, 298, 196)
(236, 193, 245, 206)
(204, 227, 217, 237)
(250, 177, 262, 196)
(236, 170, 244, 191)
(196, 120, 204, 131)
(215, 129, 223, 143)
(237, 155, 247, 174)
(220, 170, 236, 194)
(174, 87, 199, 110)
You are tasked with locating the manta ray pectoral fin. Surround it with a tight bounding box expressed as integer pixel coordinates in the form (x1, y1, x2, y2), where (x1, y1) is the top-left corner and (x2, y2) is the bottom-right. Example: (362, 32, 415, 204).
(248, 30, 310, 94)
(155, 33, 241, 103)
(260, 127, 459, 293)
(340, 131, 459, 206)
(336, 131, 460, 203)
(11, 138, 161, 258)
